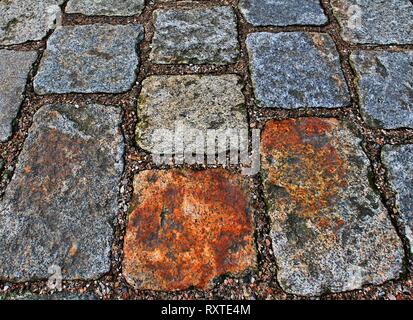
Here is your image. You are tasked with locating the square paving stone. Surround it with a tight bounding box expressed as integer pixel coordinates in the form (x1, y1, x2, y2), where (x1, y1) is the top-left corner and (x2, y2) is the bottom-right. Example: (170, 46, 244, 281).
(0, 0, 65, 45)
(0, 104, 124, 281)
(246, 32, 350, 109)
(33, 24, 144, 94)
(350, 51, 413, 129)
(123, 169, 256, 291)
(261, 118, 404, 296)
(66, 0, 145, 16)
(382, 144, 413, 254)
(0, 50, 37, 142)
(150, 6, 240, 65)
(331, 0, 413, 45)
(239, 0, 328, 26)
(136, 74, 248, 157)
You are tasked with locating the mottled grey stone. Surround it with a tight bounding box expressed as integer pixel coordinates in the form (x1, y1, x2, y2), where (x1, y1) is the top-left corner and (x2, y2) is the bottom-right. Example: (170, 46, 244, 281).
(350, 51, 413, 129)
(0, 104, 124, 281)
(261, 118, 404, 296)
(382, 144, 413, 254)
(239, 0, 328, 26)
(34, 24, 144, 94)
(0, 0, 65, 45)
(66, 0, 145, 16)
(150, 7, 240, 65)
(246, 32, 350, 109)
(331, 0, 413, 45)
(136, 75, 247, 157)
(6, 292, 98, 300)
(0, 50, 37, 142)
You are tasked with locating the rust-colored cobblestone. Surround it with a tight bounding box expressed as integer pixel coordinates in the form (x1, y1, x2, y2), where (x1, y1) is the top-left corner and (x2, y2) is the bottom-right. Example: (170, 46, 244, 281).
(123, 169, 256, 291)
(261, 118, 404, 296)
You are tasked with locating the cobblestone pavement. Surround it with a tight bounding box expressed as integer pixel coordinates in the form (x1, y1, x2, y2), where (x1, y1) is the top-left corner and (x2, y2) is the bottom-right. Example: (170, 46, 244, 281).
(0, 0, 412, 300)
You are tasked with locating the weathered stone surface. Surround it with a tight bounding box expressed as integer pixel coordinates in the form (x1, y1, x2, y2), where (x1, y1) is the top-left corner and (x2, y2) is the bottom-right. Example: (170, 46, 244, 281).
(150, 7, 240, 65)
(66, 0, 144, 16)
(0, 104, 124, 281)
(34, 24, 144, 94)
(246, 32, 350, 109)
(0, 50, 37, 142)
(261, 118, 404, 296)
(6, 292, 98, 300)
(382, 144, 413, 254)
(0, 0, 64, 45)
(350, 51, 413, 129)
(123, 169, 256, 291)
(136, 74, 247, 156)
(331, 0, 413, 44)
(239, 0, 327, 26)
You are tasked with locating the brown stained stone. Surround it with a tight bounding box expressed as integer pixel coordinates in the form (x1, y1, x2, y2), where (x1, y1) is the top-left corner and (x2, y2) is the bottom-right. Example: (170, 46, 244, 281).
(123, 169, 256, 291)
(261, 118, 404, 296)
(0, 104, 124, 281)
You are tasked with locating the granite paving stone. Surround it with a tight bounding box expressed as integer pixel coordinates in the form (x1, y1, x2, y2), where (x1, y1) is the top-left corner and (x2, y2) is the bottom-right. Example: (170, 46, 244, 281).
(123, 169, 256, 291)
(5, 292, 98, 300)
(0, 104, 124, 281)
(246, 32, 351, 109)
(150, 6, 240, 65)
(0, 0, 65, 45)
(350, 50, 413, 129)
(331, 0, 413, 45)
(66, 0, 145, 16)
(0, 50, 37, 142)
(261, 118, 404, 296)
(33, 24, 144, 94)
(239, 0, 328, 26)
(136, 74, 248, 157)
(382, 144, 413, 254)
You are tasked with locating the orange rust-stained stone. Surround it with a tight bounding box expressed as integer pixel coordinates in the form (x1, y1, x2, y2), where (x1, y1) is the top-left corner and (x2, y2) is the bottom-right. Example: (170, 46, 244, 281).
(261, 118, 404, 296)
(123, 169, 256, 291)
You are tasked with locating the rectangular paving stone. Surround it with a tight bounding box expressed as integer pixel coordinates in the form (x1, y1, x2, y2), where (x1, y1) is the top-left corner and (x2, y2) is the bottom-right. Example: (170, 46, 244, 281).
(246, 32, 350, 109)
(261, 118, 404, 296)
(0, 50, 37, 142)
(331, 0, 413, 45)
(350, 50, 413, 129)
(136, 74, 248, 157)
(0, 104, 124, 281)
(66, 0, 145, 16)
(382, 144, 413, 254)
(0, 0, 65, 45)
(239, 0, 328, 26)
(150, 6, 240, 65)
(33, 24, 144, 94)
(123, 169, 256, 291)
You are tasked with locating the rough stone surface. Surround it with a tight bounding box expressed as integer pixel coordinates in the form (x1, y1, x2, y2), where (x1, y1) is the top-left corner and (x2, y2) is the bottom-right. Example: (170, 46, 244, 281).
(0, 104, 124, 281)
(150, 7, 240, 65)
(0, 0, 65, 45)
(66, 0, 145, 16)
(350, 51, 413, 129)
(0, 50, 37, 142)
(331, 0, 413, 45)
(5, 293, 98, 300)
(239, 0, 328, 26)
(34, 24, 144, 94)
(136, 74, 248, 156)
(246, 32, 350, 109)
(382, 144, 413, 254)
(261, 118, 404, 296)
(123, 169, 256, 291)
